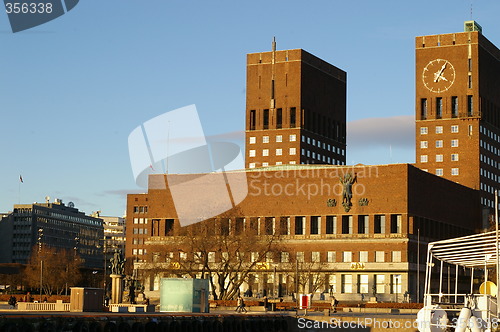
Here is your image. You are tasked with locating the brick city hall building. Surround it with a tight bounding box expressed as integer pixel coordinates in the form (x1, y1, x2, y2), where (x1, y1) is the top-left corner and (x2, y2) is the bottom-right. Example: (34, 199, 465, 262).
(126, 21, 496, 302)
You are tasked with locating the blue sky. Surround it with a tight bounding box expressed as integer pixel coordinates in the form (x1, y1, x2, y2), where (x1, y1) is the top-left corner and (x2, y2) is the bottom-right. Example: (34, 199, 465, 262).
(1, 0, 499, 216)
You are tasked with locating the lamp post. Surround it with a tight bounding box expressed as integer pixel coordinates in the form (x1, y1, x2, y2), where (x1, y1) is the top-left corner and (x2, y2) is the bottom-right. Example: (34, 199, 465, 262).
(495, 190, 499, 317)
(37, 228, 43, 302)
(103, 236, 107, 291)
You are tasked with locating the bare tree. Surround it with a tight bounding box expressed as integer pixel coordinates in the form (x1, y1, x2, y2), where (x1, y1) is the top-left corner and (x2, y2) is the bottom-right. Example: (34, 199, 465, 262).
(143, 211, 283, 300)
(24, 246, 82, 296)
(280, 257, 326, 296)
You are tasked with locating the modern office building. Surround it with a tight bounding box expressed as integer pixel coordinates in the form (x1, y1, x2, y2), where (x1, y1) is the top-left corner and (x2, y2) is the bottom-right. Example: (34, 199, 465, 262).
(126, 22, 495, 302)
(414, 21, 500, 226)
(1, 198, 104, 269)
(245, 43, 347, 168)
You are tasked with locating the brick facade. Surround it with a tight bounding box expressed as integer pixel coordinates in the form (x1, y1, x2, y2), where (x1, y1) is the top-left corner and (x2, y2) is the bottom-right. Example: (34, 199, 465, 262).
(126, 24, 493, 302)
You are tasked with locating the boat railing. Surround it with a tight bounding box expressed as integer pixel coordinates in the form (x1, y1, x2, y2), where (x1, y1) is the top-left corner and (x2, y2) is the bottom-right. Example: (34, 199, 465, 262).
(423, 293, 498, 330)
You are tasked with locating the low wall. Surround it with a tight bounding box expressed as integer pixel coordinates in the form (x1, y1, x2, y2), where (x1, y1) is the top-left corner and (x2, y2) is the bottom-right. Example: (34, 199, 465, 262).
(109, 304, 155, 312)
(17, 301, 70, 311)
(0, 314, 292, 332)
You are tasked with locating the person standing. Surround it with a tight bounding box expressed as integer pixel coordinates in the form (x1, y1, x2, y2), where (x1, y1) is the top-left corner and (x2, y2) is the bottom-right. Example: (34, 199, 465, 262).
(8, 296, 17, 309)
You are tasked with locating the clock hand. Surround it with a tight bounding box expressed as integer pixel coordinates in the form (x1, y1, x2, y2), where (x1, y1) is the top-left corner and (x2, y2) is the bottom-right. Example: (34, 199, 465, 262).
(434, 63, 447, 82)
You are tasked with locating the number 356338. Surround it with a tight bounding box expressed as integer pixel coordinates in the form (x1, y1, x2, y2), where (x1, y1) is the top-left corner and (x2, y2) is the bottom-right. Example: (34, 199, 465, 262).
(5, 2, 53, 14)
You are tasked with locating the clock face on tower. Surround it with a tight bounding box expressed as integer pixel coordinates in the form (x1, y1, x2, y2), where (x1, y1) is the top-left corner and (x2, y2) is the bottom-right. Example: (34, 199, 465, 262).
(422, 59, 456, 93)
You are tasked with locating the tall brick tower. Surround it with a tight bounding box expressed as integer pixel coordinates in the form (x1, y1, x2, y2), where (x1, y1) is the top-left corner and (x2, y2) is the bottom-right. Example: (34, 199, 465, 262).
(414, 21, 500, 221)
(245, 40, 347, 168)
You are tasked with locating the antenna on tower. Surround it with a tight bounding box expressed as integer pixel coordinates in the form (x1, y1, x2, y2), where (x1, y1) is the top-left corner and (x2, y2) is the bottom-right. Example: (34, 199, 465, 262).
(272, 36, 276, 52)
(470, 0, 473, 19)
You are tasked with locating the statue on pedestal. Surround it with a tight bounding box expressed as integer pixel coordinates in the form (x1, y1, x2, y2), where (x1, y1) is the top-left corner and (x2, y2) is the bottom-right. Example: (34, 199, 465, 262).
(110, 250, 125, 275)
(109, 250, 126, 304)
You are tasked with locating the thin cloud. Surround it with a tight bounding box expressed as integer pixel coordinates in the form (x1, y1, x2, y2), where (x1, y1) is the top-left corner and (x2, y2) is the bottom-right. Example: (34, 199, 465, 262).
(347, 115, 414, 149)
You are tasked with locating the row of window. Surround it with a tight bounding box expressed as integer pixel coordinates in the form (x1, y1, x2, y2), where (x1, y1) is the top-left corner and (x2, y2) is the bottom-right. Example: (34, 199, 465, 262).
(133, 206, 148, 214)
(133, 215, 405, 238)
(249, 134, 297, 144)
(332, 274, 402, 294)
(480, 125, 500, 143)
(421, 168, 459, 176)
(481, 168, 500, 183)
(420, 139, 459, 148)
(480, 140, 500, 157)
(479, 154, 499, 168)
(249, 108, 297, 130)
(480, 182, 498, 195)
(228, 215, 402, 236)
(148, 249, 402, 264)
(420, 125, 459, 135)
(302, 149, 341, 164)
(420, 154, 459, 162)
(301, 136, 345, 155)
(132, 228, 148, 235)
(249, 148, 297, 157)
(420, 96, 473, 120)
(132, 248, 147, 256)
(420, 124, 473, 135)
(481, 197, 496, 209)
(248, 161, 297, 168)
(133, 218, 148, 224)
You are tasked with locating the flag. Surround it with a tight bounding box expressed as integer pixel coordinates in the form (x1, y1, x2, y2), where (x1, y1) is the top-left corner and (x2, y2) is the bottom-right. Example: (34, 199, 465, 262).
(19, 175, 23, 183)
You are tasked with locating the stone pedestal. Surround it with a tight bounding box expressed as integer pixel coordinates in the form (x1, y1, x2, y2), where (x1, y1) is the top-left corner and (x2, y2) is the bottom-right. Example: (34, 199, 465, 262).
(110, 274, 124, 304)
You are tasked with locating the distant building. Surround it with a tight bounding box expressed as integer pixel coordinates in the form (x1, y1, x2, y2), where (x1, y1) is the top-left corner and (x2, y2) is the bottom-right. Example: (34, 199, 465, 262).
(0, 213, 13, 264)
(1, 198, 104, 269)
(101, 215, 126, 255)
(94, 214, 126, 291)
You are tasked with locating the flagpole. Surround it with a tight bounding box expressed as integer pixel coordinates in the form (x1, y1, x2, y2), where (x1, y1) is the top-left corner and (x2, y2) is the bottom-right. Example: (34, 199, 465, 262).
(18, 175, 21, 204)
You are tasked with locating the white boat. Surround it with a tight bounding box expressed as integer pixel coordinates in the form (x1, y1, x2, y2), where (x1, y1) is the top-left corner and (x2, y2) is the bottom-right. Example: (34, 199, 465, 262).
(417, 231, 500, 332)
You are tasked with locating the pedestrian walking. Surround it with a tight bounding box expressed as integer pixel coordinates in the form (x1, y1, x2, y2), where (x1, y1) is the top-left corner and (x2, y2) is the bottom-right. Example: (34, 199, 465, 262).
(235, 295, 247, 313)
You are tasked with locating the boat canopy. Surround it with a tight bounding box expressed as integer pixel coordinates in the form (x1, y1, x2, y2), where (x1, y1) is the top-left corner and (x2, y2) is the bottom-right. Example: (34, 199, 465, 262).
(429, 230, 500, 268)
